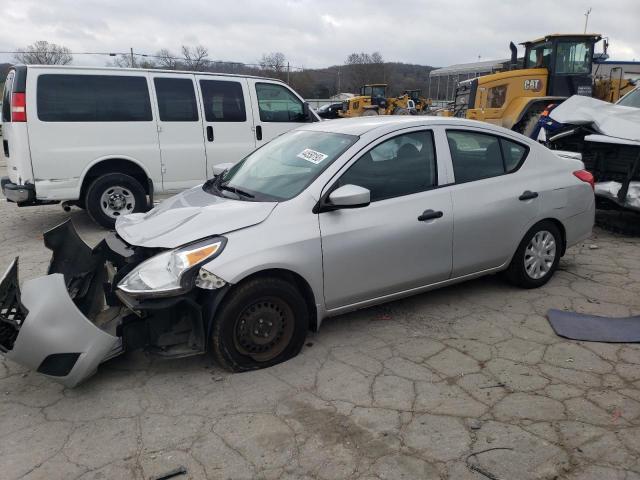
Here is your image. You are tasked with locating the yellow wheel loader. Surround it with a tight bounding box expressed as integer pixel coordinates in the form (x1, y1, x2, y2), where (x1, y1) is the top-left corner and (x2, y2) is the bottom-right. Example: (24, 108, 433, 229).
(340, 84, 390, 117)
(448, 34, 633, 136)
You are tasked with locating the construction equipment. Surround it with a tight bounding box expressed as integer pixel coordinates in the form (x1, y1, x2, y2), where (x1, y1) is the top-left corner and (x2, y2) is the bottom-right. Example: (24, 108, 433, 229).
(403, 89, 432, 113)
(340, 85, 432, 117)
(447, 33, 635, 136)
(340, 84, 390, 117)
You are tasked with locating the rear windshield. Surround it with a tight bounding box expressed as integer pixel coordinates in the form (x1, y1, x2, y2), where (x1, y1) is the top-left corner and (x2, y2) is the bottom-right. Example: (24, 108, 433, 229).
(2, 71, 14, 122)
(37, 74, 152, 122)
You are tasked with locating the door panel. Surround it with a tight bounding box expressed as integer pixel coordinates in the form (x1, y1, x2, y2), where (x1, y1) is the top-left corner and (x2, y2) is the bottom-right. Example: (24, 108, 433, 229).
(196, 77, 256, 178)
(247, 80, 310, 145)
(445, 129, 540, 276)
(320, 191, 453, 309)
(320, 129, 453, 310)
(150, 74, 207, 192)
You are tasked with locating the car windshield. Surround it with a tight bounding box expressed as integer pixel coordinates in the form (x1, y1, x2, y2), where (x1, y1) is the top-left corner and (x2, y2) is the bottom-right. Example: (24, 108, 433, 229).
(617, 88, 640, 108)
(210, 130, 358, 201)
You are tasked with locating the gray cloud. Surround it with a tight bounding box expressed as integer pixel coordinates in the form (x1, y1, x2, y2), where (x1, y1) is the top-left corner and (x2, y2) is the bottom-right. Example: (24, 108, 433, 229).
(1, 0, 638, 68)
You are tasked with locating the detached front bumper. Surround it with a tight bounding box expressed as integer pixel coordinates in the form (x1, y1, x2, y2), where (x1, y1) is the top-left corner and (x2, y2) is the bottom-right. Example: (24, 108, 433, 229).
(0, 262, 122, 387)
(0, 221, 134, 387)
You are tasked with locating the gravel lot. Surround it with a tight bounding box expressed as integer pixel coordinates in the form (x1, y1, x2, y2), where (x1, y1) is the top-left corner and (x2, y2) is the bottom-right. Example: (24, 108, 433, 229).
(1, 159, 640, 479)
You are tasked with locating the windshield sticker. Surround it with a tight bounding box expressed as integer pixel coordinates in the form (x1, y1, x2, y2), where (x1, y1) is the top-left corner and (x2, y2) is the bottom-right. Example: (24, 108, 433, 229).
(297, 148, 329, 164)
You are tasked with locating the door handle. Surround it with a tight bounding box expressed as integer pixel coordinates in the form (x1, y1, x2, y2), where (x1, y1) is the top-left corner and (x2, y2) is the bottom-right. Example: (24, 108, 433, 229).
(256, 125, 262, 141)
(519, 190, 539, 201)
(206, 126, 214, 142)
(417, 209, 443, 222)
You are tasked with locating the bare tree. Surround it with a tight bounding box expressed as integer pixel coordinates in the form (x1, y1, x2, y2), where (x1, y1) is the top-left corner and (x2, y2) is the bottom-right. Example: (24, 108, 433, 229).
(156, 49, 178, 69)
(260, 52, 287, 72)
(14, 41, 73, 65)
(344, 51, 384, 91)
(181, 45, 209, 71)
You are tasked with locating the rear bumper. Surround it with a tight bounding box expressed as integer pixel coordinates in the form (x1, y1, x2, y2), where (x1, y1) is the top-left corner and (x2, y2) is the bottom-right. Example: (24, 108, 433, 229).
(1, 177, 36, 204)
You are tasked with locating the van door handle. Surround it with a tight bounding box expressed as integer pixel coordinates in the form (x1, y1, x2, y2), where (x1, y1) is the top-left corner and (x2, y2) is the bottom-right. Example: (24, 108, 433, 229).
(256, 125, 262, 141)
(519, 190, 538, 201)
(417, 209, 443, 222)
(206, 126, 214, 142)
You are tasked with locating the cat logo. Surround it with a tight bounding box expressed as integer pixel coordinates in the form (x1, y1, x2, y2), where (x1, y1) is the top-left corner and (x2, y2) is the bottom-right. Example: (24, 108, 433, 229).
(524, 79, 542, 92)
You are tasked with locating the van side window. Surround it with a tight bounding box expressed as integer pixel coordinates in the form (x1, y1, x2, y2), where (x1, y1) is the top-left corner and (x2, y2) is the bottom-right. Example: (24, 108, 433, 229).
(37, 75, 152, 122)
(199, 80, 247, 122)
(154, 78, 198, 121)
(255, 83, 305, 122)
(446, 130, 529, 183)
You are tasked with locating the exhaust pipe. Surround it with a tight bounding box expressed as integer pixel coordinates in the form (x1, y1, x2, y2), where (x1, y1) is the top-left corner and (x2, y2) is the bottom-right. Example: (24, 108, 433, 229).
(61, 201, 72, 212)
(509, 42, 518, 70)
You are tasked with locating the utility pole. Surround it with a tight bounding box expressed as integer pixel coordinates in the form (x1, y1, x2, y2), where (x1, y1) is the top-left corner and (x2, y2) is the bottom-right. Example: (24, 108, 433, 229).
(286, 62, 290, 84)
(337, 67, 341, 95)
(130, 47, 135, 68)
(583, 7, 592, 33)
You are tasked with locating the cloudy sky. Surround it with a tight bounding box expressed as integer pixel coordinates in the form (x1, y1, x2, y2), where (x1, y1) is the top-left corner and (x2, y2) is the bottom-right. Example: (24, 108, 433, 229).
(0, 0, 638, 69)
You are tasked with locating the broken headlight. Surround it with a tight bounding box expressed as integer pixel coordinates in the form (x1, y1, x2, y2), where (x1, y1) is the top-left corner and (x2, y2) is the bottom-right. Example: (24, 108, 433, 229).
(117, 238, 226, 297)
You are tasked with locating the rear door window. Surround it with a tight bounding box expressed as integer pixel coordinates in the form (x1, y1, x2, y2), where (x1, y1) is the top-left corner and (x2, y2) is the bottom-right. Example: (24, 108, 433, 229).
(154, 78, 198, 121)
(2, 71, 14, 122)
(255, 83, 305, 122)
(199, 80, 247, 122)
(37, 74, 152, 122)
(446, 130, 528, 183)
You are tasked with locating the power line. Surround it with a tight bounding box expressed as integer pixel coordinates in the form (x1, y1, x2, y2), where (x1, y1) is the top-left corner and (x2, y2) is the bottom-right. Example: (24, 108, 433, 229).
(0, 49, 305, 71)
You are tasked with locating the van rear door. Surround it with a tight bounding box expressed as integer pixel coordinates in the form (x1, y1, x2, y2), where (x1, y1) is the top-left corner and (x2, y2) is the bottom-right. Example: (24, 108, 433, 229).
(2, 67, 35, 187)
(195, 75, 256, 177)
(149, 74, 208, 192)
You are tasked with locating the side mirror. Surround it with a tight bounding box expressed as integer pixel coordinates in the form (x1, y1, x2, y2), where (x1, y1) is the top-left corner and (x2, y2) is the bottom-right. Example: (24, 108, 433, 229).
(327, 184, 370, 209)
(212, 162, 234, 176)
(303, 102, 317, 123)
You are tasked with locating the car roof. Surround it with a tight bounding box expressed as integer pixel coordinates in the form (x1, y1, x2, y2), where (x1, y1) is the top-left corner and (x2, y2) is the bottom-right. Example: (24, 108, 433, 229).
(302, 116, 522, 138)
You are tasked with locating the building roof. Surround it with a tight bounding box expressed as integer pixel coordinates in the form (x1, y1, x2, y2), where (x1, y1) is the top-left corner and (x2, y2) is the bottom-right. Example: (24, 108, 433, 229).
(430, 58, 509, 77)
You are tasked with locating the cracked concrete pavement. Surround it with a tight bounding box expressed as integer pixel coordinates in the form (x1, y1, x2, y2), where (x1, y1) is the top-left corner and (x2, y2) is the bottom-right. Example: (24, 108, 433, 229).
(2, 163, 640, 479)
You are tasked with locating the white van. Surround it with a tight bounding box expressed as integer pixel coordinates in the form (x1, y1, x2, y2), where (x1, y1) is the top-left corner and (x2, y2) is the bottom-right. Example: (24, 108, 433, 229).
(1, 65, 319, 227)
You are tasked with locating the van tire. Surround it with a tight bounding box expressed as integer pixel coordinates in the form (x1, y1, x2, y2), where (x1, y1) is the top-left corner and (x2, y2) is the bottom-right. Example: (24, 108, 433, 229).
(85, 173, 148, 229)
(211, 277, 309, 372)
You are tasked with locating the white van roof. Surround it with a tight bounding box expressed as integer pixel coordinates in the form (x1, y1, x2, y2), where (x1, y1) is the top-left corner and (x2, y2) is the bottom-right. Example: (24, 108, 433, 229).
(19, 64, 285, 84)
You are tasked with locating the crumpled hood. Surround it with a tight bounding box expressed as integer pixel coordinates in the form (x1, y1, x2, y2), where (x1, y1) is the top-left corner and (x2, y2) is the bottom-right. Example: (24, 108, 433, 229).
(116, 186, 277, 248)
(549, 95, 640, 142)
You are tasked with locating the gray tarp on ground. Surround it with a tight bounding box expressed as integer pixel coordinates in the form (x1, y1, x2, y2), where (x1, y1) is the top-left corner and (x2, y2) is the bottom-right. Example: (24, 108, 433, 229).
(549, 95, 640, 143)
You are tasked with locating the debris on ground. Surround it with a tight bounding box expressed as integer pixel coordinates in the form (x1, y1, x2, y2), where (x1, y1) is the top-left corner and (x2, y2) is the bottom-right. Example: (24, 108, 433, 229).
(150, 465, 187, 480)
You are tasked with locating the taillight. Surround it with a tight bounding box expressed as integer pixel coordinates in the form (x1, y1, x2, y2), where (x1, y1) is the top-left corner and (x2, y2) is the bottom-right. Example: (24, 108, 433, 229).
(11, 92, 26, 122)
(573, 170, 594, 190)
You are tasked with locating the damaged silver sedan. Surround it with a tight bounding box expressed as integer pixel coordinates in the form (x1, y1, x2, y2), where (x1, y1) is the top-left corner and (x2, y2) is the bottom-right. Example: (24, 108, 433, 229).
(0, 117, 595, 386)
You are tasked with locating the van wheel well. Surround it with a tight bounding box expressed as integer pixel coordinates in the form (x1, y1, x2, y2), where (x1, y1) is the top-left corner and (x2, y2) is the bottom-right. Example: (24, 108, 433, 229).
(233, 269, 319, 332)
(80, 159, 151, 204)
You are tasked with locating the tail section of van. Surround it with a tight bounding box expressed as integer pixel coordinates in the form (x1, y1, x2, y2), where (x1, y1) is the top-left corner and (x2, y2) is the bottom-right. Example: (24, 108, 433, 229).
(1, 65, 318, 228)
(1, 66, 38, 204)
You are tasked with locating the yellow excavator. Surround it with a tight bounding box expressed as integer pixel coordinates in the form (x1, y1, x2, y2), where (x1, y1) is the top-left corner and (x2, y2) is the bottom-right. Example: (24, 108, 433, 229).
(446, 34, 636, 135)
(340, 84, 433, 117)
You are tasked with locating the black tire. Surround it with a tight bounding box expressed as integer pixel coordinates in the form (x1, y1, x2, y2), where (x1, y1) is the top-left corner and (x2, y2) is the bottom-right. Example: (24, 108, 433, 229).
(505, 220, 562, 289)
(85, 173, 148, 229)
(513, 106, 544, 138)
(211, 277, 309, 372)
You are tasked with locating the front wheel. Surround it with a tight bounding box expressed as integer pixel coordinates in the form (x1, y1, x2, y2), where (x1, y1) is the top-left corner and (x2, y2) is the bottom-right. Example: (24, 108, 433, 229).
(505, 221, 562, 288)
(85, 173, 148, 229)
(211, 277, 309, 372)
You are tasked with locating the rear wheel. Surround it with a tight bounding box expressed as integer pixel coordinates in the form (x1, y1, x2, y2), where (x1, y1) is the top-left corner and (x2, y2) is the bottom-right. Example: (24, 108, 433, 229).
(211, 277, 309, 372)
(514, 105, 545, 138)
(506, 221, 562, 288)
(85, 173, 148, 229)
(361, 109, 379, 116)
